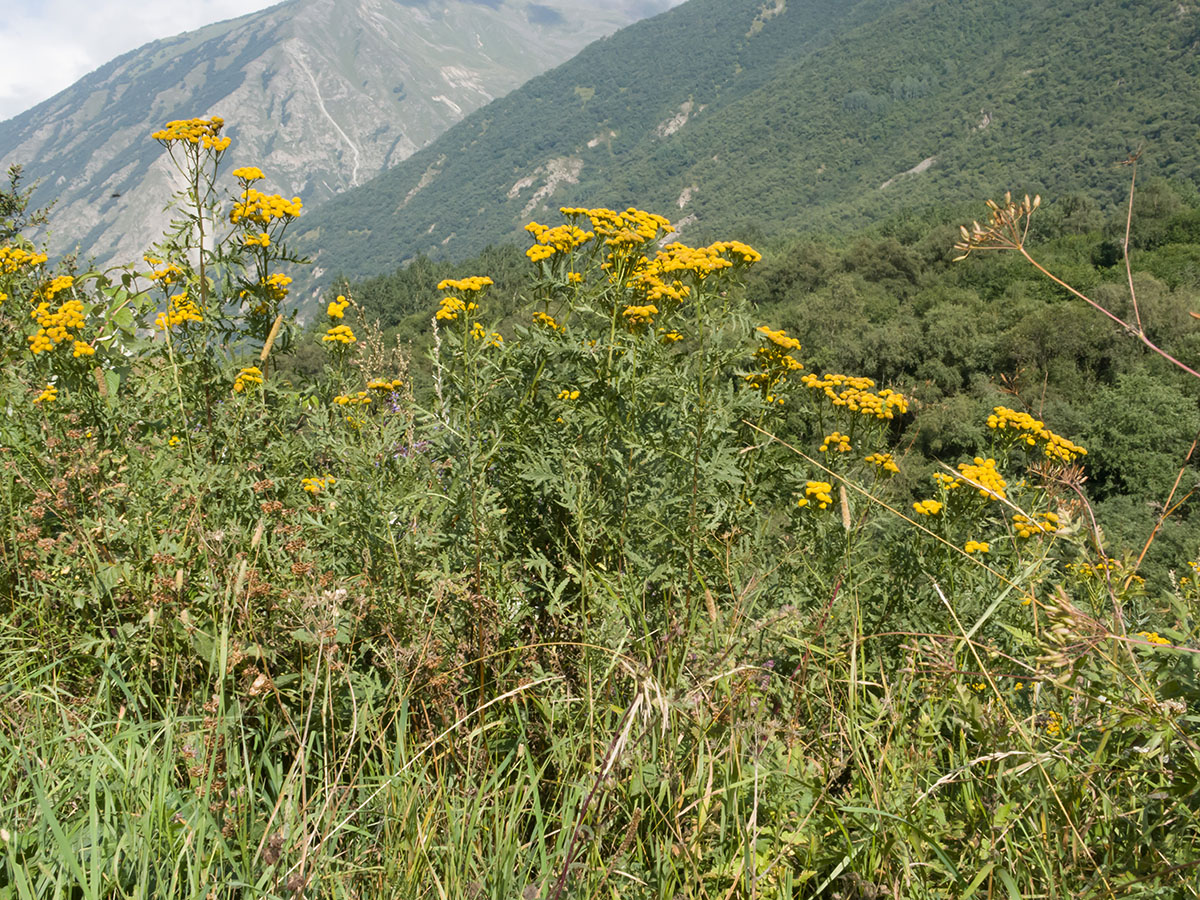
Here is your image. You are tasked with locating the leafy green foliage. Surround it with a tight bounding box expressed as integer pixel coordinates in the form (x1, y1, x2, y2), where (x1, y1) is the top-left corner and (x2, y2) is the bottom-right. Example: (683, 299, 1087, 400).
(4, 123, 1200, 900)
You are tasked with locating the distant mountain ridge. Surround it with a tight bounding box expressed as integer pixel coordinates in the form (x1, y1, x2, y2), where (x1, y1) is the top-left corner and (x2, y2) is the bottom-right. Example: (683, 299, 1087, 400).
(289, 0, 1200, 298)
(0, 0, 677, 266)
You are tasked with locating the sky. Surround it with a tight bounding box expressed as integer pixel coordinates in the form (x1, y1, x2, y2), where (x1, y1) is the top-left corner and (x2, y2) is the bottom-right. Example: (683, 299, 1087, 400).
(0, 0, 283, 120)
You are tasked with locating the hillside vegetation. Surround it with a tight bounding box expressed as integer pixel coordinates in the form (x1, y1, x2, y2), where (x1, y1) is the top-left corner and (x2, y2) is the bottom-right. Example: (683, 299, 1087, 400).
(3, 120, 1200, 898)
(293, 0, 1200, 297)
(316, 173, 1200, 590)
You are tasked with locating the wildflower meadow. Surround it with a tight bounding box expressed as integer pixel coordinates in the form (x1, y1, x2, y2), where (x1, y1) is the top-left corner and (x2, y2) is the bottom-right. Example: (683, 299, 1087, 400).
(2, 119, 1199, 898)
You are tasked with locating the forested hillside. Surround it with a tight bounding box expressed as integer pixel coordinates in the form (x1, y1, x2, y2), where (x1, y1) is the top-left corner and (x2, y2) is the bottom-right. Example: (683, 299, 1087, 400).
(293, 0, 1200, 298)
(309, 177, 1200, 586)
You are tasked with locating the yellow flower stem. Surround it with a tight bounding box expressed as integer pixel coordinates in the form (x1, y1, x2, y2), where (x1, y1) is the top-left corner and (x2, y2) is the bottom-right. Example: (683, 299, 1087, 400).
(162, 322, 192, 462)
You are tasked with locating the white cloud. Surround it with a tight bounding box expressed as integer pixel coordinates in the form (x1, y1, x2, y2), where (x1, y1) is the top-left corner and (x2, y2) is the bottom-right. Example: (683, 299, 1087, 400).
(0, 0, 282, 121)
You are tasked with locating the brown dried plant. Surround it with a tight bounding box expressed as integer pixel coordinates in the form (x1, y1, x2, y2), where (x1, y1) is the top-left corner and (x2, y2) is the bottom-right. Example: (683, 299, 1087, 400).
(954, 162, 1200, 382)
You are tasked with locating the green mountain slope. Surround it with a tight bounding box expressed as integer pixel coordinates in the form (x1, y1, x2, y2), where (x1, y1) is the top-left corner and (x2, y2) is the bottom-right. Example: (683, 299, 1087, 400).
(0, 0, 679, 267)
(293, 0, 1200, 295)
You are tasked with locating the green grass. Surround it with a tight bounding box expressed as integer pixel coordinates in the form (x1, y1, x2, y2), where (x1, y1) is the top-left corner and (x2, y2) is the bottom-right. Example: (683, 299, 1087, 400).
(2, 125, 1200, 900)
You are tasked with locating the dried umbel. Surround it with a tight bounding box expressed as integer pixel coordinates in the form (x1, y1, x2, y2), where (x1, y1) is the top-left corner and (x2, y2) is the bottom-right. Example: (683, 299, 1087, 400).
(953, 191, 1042, 259)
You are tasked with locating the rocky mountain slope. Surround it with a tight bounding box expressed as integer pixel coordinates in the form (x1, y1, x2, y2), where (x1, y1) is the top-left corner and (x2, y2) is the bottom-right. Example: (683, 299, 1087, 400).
(289, 0, 1200, 295)
(0, 0, 678, 266)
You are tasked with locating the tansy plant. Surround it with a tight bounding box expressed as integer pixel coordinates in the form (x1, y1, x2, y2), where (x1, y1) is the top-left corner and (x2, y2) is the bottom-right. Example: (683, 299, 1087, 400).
(4, 123, 1200, 899)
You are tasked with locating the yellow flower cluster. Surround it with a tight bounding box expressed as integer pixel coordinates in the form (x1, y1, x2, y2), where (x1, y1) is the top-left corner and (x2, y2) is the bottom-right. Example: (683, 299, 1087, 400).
(437, 276, 493, 292)
(1072, 559, 1109, 577)
(800, 373, 908, 420)
(0, 246, 47, 272)
(986, 406, 1087, 463)
(230, 188, 302, 227)
(367, 378, 403, 392)
(964, 540, 990, 554)
(524, 221, 594, 261)
(149, 262, 183, 285)
(323, 324, 356, 344)
(630, 267, 690, 304)
(435, 296, 477, 321)
(798, 481, 834, 509)
(820, 431, 852, 453)
(622, 303, 658, 326)
(232, 166, 265, 181)
(1137, 631, 1172, 646)
(568, 272, 583, 284)
(745, 326, 804, 403)
(301, 474, 336, 494)
(327, 295, 349, 318)
(1042, 710, 1062, 738)
(653, 240, 761, 279)
(1013, 511, 1059, 538)
(168, 435, 181, 448)
(660, 329, 684, 343)
(233, 366, 263, 393)
(655, 242, 735, 279)
(33, 383, 57, 404)
(562, 207, 673, 248)
(933, 472, 959, 491)
(470, 322, 503, 345)
(243, 232, 270, 248)
(913, 499, 943, 516)
(557, 388, 581, 401)
(865, 452, 899, 473)
(41, 275, 74, 298)
(155, 294, 203, 330)
(72, 340, 95, 358)
(532, 311, 562, 331)
(955, 457, 1007, 500)
(151, 116, 231, 151)
(334, 391, 371, 406)
(28, 298, 86, 354)
(263, 273, 291, 301)
(758, 326, 801, 352)
(623, 239, 761, 306)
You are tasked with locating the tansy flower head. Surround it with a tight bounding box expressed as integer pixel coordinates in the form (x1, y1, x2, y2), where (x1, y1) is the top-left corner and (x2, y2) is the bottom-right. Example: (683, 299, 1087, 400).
(155, 294, 203, 331)
(437, 276, 493, 292)
(799, 481, 834, 510)
(233, 366, 264, 393)
(323, 324, 356, 345)
(1137, 631, 1171, 646)
(301, 474, 336, 494)
(865, 452, 899, 473)
(230, 188, 302, 227)
(327, 295, 350, 319)
(819, 431, 852, 453)
(152, 116, 230, 151)
(913, 499, 943, 516)
(532, 311, 562, 331)
(367, 377, 404, 392)
(0, 246, 48, 273)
